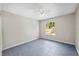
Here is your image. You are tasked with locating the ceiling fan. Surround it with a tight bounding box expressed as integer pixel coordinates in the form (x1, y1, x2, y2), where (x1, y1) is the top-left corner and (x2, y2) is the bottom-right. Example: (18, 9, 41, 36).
(26, 4, 48, 17)
(37, 8, 47, 17)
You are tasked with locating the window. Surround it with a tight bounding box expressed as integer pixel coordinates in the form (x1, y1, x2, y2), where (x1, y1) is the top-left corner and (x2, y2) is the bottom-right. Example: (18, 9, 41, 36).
(46, 20, 56, 35)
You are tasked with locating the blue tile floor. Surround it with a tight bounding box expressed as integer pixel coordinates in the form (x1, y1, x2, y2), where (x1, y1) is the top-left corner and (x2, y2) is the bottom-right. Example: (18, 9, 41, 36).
(2, 39, 78, 56)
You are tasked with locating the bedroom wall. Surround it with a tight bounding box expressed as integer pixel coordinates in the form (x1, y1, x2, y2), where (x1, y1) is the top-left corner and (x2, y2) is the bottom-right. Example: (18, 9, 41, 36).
(0, 4, 2, 56)
(39, 13, 76, 45)
(0, 14, 2, 55)
(76, 5, 79, 54)
(2, 11, 39, 50)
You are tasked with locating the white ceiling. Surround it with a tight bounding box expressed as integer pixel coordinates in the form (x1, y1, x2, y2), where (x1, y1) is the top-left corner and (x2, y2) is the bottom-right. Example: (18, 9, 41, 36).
(2, 3, 78, 20)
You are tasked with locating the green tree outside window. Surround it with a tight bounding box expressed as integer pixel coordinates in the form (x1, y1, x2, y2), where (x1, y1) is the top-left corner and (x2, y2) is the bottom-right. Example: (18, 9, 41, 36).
(46, 20, 56, 35)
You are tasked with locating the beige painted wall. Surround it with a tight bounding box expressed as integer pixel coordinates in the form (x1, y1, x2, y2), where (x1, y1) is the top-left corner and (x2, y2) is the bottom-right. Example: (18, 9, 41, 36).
(76, 5, 79, 54)
(0, 4, 2, 56)
(0, 15, 2, 56)
(2, 11, 39, 50)
(39, 14, 76, 45)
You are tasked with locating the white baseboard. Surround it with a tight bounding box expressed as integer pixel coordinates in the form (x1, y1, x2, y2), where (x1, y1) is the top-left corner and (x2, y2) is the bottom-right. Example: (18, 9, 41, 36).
(40, 38, 75, 45)
(3, 38, 75, 51)
(3, 38, 38, 51)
